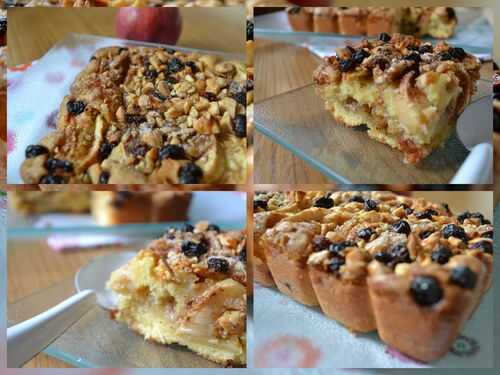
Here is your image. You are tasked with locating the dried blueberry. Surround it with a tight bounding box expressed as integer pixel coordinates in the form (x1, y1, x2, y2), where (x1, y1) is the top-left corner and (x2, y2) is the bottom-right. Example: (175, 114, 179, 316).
(410, 275, 443, 306)
(415, 209, 438, 220)
(253, 199, 268, 211)
(364, 199, 378, 211)
(349, 195, 365, 203)
(0, 18, 6, 34)
(39, 175, 65, 184)
(185, 61, 199, 74)
(98, 171, 110, 184)
(181, 240, 208, 257)
(207, 224, 220, 232)
(182, 223, 195, 232)
(357, 227, 374, 241)
(328, 256, 345, 273)
(442, 224, 468, 242)
(439, 51, 453, 61)
(392, 220, 411, 235)
(431, 246, 453, 264)
(168, 57, 185, 73)
(164, 48, 176, 55)
(450, 47, 466, 60)
(99, 142, 116, 159)
(229, 81, 246, 105)
(450, 266, 477, 289)
(389, 244, 412, 264)
(233, 114, 246, 138)
(418, 44, 433, 54)
(166, 76, 178, 85)
(125, 114, 147, 125)
(246, 20, 254, 41)
(66, 100, 86, 115)
(201, 92, 218, 101)
(470, 240, 493, 254)
(378, 32, 391, 42)
(159, 144, 186, 160)
(352, 49, 369, 64)
(46, 158, 73, 173)
(457, 211, 487, 224)
(207, 257, 229, 273)
(404, 52, 421, 63)
(481, 231, 493, 239)
(144, 69, 158, 80)
(313, 196, 334, 209)
(178, 162, 203, 184)
(239, 247, 246, 262)
(374, 252, 393, 264)
(339, 58, 355, 72)
(312, 236, 331, 252)
(25, 145, 49, 159)
(329, 241, 354, 254)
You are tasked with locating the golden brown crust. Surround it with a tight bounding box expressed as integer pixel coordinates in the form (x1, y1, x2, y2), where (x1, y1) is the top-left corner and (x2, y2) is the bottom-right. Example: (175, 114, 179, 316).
(255, 191, 493, 362)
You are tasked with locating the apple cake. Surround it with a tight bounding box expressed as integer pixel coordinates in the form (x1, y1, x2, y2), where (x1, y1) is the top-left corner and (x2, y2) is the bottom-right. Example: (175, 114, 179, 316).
(313, 33, 480, 164)
(494, 70, 500, 204)
(255, 190, 493, 362)
(287, 7, 457, 39)
(20, 46, 247, 184)
(107, 221, 247, 365)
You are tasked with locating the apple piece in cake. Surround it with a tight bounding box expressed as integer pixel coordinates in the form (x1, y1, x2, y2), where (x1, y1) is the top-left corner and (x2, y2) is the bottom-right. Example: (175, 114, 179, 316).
(107, 221, 247, 366)
(313, 33, 480, 164)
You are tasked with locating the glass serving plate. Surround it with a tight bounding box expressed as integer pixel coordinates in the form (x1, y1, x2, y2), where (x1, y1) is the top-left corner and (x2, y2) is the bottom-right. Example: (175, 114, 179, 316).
(254, 79, 491, 184)
(7, 220, 246, 368)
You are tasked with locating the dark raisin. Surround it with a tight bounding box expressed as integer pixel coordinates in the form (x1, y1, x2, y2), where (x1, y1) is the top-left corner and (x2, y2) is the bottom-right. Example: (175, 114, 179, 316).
(457, 211, 487, 224)
(229, 81, 246, 105)
(339, 58, 355, 72)
(450, 47, 466, 60)
(246, 19, 254, 41)
(418, 44, 433, 54)
(482, 231, 493, 239)
(364, 199, 378, 211)
(233, 114, 246, 138)
(374, 252, 393, 264)
(373, 57, 389, 71)
(390, 244, 411, 264)
(181, 240, 208, 257)
(239, 247, 246, 262)
(185, 61, 199, 74)
(349, 195, 365, 203)
(405, 207, 414, 215)
(159, 144, 186, 160)
(66, 100, 86, 115)
(207, 257, 229, 273)
(201, 92, 218, 101)
(182, 223, 195, 232)
(312, 236, 331, 252)
(98, 171, 110, 184)
(439, 51, 453, 61)
(125, 114, 147, 125)
(168, 57, 185, 73)
(352, 49, 369, 64)
(207, 224, 220, 232)
(392, 220, 411, 235)
(446, 7, 456, 19)
(431, 246, 453, 264)
(25, 145, 49, 158)
(442, 224, 468, 242)
(357, 228, 374, 241)
(345, 45, 356, 55)
(166, 76, 178, 85)
(164, 48, 176, 55)
(415, 209, 438, 220)
(419, 230, 434, 239)
(441, 203, 451, 214)
(39, 175, 65, 184)
(46, 158, 73, 173)
(144, 69, 158, 80)
(329, 241, 354, 254)
(410, 275, 443, 306)
(378, 32, 391, 42)
(254, 199, 268, 211)
(450, 266, 477, 289)
(470, 240, 493, 254)
(328, 256, 345, 273)
(404, 52, 421, 63)
(99, 142, 116, 159)
(313, 196, 334, 209)
(178, 162, 203, 184)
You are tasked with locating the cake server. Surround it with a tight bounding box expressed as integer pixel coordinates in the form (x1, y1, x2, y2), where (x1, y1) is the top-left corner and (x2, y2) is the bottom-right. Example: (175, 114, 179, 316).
(451, 95, 493, 184)
(7, 251, 135, 368)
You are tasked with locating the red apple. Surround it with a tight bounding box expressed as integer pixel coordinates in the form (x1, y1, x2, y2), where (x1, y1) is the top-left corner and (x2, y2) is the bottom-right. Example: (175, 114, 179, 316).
(115, 8, 182, 46)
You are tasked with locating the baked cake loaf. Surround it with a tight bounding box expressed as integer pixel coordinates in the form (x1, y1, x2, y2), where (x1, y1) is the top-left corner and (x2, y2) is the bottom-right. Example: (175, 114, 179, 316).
(9, 191, 91, 215)
(494, 70, 500, 204)
(107, 221, 247, 365)
(313, 33, 480, 164)
(255, 191, 493, 362)
(287, 7, 457, 39)
(20, 46, 247, 184)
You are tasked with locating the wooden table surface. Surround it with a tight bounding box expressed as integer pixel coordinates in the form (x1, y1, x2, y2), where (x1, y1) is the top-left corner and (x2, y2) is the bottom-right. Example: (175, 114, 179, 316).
(6, 6, 244, 368)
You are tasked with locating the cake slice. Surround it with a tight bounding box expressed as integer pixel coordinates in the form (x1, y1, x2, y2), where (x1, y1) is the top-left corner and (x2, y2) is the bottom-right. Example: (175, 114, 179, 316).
(313, 33, 480, 164)
(107, 221, 247, 366)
